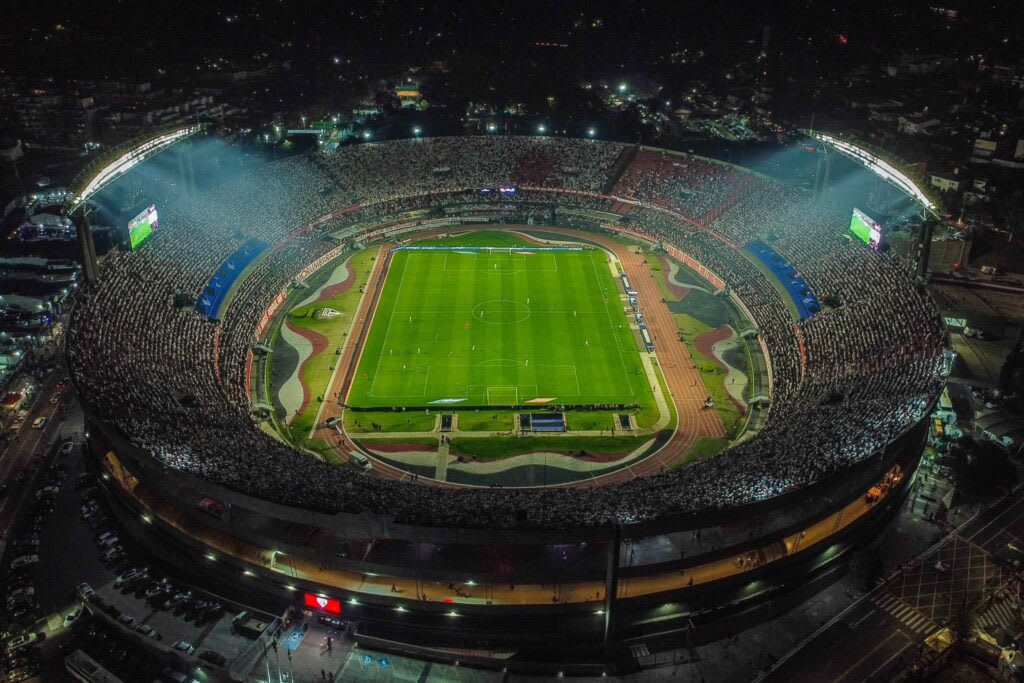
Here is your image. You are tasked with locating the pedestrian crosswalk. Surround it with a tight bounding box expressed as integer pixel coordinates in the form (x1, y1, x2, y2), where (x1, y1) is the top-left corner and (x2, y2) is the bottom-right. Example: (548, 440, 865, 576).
(976, 597, 1020, 634)
(872, 592, 936, 635)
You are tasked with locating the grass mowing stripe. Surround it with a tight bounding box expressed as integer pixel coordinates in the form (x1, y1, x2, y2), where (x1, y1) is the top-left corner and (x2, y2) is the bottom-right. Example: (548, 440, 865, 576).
(369, 252, 410, 397)
(589, 250, 634, 397)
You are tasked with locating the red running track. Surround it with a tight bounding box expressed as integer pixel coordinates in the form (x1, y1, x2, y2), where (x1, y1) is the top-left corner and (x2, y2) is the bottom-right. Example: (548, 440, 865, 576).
(317, 227, 727, 487)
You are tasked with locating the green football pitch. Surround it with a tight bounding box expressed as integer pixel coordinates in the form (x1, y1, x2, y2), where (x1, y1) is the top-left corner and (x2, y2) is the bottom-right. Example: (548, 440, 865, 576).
(346, 239, 652, 409)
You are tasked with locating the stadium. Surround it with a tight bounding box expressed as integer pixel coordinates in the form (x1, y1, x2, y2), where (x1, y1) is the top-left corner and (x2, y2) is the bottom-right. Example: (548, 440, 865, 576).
(66, 132, 948, 673)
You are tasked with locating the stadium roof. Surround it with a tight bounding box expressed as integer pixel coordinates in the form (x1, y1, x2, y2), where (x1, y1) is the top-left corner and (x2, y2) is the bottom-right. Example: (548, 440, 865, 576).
(802, 129, 943, 218)
(66, 123, 206, 212)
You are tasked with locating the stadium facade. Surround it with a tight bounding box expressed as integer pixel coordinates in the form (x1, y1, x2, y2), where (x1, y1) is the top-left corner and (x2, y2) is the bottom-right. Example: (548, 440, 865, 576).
(68, 135, 946, 672)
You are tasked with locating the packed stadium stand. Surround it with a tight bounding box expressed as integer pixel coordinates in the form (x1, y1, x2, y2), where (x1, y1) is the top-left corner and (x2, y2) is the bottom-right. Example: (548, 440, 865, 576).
(69, 136, 944, 528)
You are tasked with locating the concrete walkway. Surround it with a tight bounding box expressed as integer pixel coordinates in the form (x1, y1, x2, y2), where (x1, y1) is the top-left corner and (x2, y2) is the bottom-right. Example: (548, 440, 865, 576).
(434, 441, 451, 481)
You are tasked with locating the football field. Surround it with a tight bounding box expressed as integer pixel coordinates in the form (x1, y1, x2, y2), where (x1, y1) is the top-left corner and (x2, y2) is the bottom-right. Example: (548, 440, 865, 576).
(346, 241, 651, 409)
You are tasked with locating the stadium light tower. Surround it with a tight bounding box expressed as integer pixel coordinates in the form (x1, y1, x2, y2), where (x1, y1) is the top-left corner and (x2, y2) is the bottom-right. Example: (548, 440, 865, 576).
(412, 126, 423, 137)
(487, 122, 497, 133)
(587, 127, 597, 138)
(537, 124, 547, 134)
(362, 131, 372, 140)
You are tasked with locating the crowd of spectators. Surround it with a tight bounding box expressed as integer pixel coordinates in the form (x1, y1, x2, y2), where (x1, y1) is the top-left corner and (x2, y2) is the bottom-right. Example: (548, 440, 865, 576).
(66, 136, 945, 530)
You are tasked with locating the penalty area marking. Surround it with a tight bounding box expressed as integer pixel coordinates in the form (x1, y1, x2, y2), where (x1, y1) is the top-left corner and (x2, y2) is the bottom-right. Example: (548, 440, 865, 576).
(441, 251, 558, 273)
(485, 386, 520, 405)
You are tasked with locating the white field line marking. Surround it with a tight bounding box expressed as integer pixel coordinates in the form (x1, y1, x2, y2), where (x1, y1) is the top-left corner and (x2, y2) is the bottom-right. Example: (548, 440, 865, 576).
(368, 254, 411, 398)
(589, 251, 633, 397)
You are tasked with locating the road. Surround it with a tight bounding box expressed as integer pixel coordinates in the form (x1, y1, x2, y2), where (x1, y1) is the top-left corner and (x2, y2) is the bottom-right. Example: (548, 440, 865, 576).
(0, 373, 67, 560)
(764, 486, 1024, 682)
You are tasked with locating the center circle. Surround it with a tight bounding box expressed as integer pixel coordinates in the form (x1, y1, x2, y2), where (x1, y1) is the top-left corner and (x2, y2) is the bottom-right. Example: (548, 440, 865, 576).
(471, 299, 531, 325)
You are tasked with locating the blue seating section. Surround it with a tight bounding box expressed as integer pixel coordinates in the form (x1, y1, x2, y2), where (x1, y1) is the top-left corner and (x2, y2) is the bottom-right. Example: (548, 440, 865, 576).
(748, 241, 820, 320)
(196, 239, 268, 320)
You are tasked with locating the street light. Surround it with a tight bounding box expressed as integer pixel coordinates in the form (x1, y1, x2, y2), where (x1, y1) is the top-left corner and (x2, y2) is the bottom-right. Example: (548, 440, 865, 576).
(618, 82, 628, 93)
(537, 124, 546, 134)
(412, 126, 423, 137)
(362, 131, 372, 140)
(587, 127, 597, 138)
(487, 122, 497, 132)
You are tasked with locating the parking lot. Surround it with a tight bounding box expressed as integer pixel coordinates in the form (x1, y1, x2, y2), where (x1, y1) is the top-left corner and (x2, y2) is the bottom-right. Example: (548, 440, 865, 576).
(2, 400, 275, 681)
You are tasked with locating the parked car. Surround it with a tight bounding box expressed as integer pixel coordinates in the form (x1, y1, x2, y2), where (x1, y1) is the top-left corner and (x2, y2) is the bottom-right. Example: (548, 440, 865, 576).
(196, 603, 224, 624)
(164, 592, 190, 611)
(58, 441, 74, 456)
(161, 667, 191, 683)
(185, 601, 210, 620)
(146, 584, 173, 605)
(116, 614, 136, 628)
(3, 632, 37, 655)
(98, 536, 120, 550)
(76, 583, 95, 600)
(102, 547, 125, 564)
(172, 640, 195, 655)
(134, 623, 158, 639)
(315, 614, 344, 630)
(198, 649, 227, 666)
(9, 557, 37, 571)
(63, 606, 82, 628)
(3, 664, 39, 681)
(114, 568, 147, 588)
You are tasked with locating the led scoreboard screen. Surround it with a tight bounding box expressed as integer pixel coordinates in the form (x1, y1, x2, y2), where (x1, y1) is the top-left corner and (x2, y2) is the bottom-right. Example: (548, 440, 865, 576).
(849, 208, 882, 250)
(477, 186, 519, 198)
(128, 204, 159, 250)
